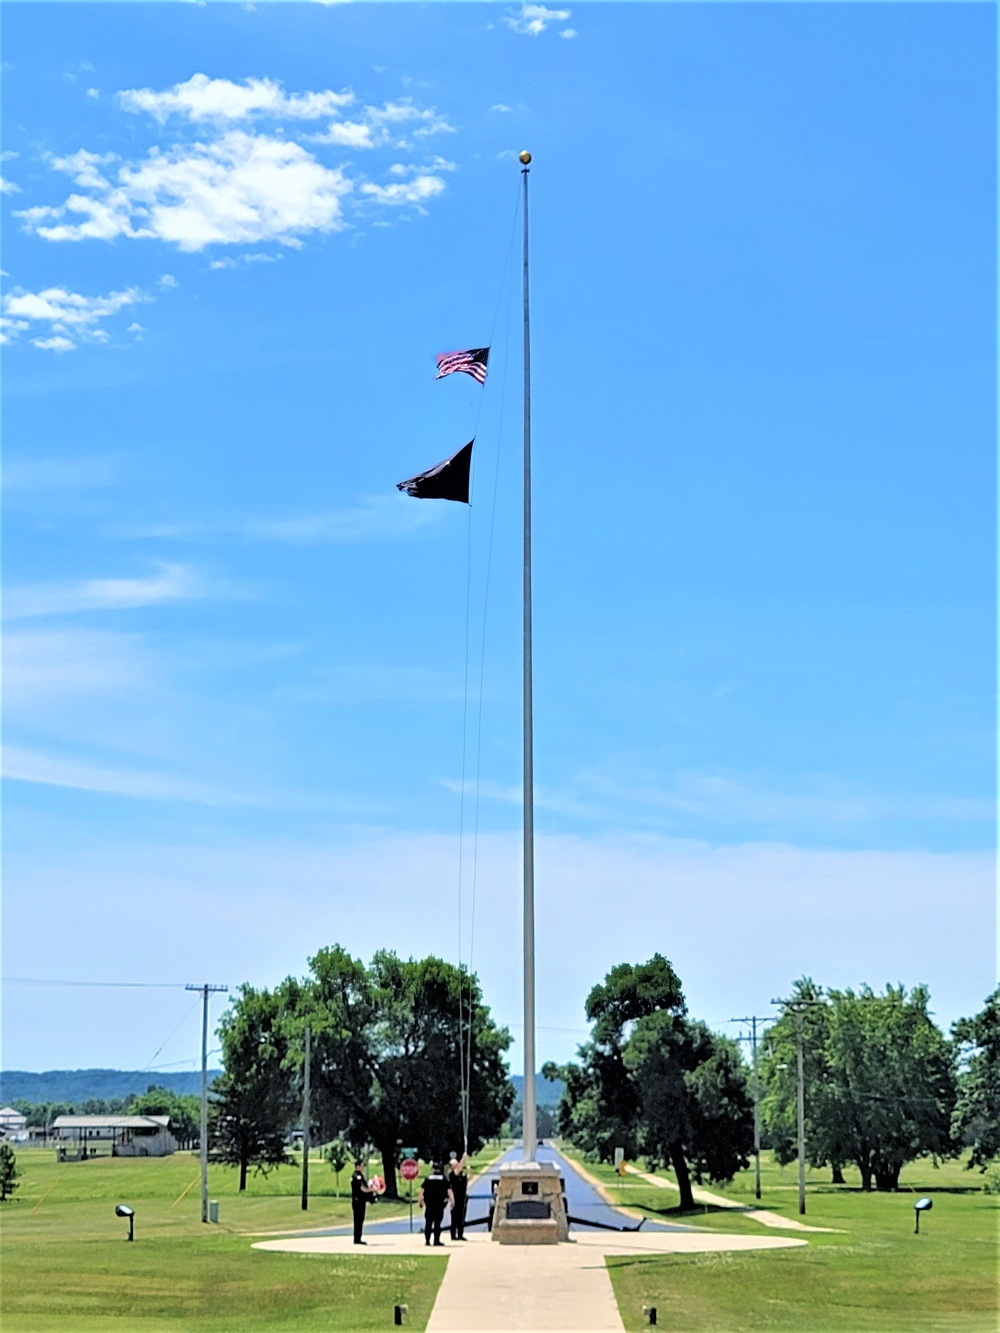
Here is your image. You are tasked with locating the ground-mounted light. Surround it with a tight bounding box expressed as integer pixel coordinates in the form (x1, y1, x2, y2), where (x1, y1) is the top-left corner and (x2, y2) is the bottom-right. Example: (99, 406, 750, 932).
(115, 1203, 135, 1241)
(642, 1306, 657, 1325)
(393, 1303, 408, 1325)
(913, 1196, 933, 1234)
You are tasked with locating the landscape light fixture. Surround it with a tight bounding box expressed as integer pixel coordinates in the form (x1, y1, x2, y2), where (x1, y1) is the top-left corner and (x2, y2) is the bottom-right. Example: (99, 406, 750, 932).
(114, 1203, 135, 1241)
(913, 1197, 933, 1234)
(394, 1304, 408, 1326)
(642, 1306, 658, 1325)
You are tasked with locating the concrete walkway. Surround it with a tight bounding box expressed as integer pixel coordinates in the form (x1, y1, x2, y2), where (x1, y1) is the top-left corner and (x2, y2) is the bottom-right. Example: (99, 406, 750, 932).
(253, 1230, 807, 1331)
(622, 1164, 840, 1233)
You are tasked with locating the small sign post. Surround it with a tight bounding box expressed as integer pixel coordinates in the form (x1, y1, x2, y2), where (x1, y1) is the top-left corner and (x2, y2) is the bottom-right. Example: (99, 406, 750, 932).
(401, 1155, 419, 1234)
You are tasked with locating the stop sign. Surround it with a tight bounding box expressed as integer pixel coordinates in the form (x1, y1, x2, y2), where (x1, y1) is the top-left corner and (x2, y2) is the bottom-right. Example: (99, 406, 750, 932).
(400, 1158, 419, 1182)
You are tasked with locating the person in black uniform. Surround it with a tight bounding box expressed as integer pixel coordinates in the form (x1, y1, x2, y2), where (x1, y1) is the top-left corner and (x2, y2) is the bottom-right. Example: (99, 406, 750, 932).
(350, 1159, 374, 1244)
(447, 1154, 469, 1240)
(418, 1162, 454, 1247)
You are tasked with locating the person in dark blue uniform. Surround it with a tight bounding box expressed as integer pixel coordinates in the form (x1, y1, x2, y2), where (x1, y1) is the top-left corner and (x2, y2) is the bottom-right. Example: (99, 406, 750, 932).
(350, 1159, 374, 1244)
(447, 1154, 469, 1240)
(418, 1162, 454, 1247)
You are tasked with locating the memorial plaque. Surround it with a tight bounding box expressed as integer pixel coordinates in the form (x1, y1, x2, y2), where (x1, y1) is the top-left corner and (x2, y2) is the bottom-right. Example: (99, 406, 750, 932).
(506, 1199, 552, 1220)
(521, 1180, 539, 1195)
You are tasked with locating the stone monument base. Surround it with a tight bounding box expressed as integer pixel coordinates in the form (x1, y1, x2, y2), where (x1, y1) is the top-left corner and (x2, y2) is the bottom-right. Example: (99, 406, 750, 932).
(490, 1160, 569, 1245)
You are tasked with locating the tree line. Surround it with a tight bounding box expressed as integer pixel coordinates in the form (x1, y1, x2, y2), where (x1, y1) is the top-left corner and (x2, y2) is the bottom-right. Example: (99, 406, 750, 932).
(12, 1087, 201, 1146)
(545, 955, 1000, 1201)
(211, 946, 514, 1195)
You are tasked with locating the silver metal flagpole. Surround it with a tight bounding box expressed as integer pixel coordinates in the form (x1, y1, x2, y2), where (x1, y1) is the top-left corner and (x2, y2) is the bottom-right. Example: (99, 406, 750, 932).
(519, 149, 537, 1164)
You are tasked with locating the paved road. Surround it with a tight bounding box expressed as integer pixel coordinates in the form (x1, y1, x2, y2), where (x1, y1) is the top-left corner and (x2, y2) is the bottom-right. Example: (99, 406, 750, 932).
(296, 1142, 695, 1238)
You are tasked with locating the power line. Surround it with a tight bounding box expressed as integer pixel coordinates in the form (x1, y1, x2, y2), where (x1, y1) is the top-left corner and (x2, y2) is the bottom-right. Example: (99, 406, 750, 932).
(2, 977, 192, 989)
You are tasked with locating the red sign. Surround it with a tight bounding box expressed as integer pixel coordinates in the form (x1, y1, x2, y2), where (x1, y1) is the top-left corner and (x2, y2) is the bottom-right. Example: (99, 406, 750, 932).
(400, 1158, 419, 1182)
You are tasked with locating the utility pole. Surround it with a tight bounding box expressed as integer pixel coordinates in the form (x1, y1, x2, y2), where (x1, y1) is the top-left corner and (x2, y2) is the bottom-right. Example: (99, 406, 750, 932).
(730, 1015, 772, 1201)
(186, 983, 228, 1223)
(771, 996, 823, 1215)
(301, 1025, 311, 1211)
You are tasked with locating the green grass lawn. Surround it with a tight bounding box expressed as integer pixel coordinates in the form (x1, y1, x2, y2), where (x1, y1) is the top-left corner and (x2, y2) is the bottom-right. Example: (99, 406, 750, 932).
(0, 1147, 455, 1331)
(563, 1147, 999, 1332)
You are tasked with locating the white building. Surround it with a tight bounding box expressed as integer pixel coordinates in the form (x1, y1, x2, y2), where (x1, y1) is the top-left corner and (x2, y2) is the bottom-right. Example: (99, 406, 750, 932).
(0, 1107, 27, 1138)
(51, 1114, 178, 1160)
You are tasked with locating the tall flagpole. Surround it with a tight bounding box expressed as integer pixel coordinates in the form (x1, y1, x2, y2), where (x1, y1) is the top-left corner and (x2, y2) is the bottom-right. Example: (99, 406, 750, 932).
(519, 149, 537, 1163)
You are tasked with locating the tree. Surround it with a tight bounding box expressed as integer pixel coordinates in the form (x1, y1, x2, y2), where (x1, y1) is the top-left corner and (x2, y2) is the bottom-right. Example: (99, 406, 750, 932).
(128, 1087, 200, 1147)
(952, 988, 1000, 1169)
(281, 946, 514, 1197)
(548, 955, 753, 1209)
(761, 981, 957, 1191)
(325, 1137, 350, 1195)
(213, 985, 298, 1190)
(0, 1143, 19, 1201)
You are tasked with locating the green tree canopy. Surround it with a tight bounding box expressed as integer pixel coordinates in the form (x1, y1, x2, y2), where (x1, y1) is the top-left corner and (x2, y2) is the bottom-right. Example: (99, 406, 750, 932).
(213, 985, 298, 1190)
(127, 1086, 200, 1146)
(547, 955, 752, 1209)
(951, 987, 1000, 1170)
(217, 946, 514, 1198)
(761, 980, 957, 1191)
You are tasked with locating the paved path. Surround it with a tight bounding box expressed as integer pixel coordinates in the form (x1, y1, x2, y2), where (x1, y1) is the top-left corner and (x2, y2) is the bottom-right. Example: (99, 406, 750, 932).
(253, 1142, 808, 1331)
(622, 1164, 841, 1233)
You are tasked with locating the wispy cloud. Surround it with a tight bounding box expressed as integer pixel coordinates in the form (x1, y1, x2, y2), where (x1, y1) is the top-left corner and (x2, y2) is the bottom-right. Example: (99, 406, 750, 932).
(1, 283, 147, 349)
(4, 563, 209, 619)
(2, 455, 116, 492)
(2, 745, 252, 804)
(504, 4, 574, 37)
(118, 74, 354, 124)
(115, 494, 445, 545)
(286, 665, 465, 704)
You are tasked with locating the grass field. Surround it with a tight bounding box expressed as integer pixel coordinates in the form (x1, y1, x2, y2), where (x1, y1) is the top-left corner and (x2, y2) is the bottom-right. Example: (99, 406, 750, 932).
(0, 1144, 508, 1331)
(565, 1148, 999, 1333)
(5, 1142, 995, 1330)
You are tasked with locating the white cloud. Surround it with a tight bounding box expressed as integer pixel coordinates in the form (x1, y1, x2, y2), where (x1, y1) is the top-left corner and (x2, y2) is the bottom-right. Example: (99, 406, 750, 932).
(1, 150, 19, 162)
(4, 562, 207, 619)
(86, 87, 100, 100)
(491, 103, 512, 113)
(0, 176, 22, 194)
(307, 120, 376, 149)
(559, 27, 577, 39)
(360, 173, 446, 206)
(2, 455, 116, 492)
(2, 746, 250, 805)
(119, 73, 354, 124)
(31, 335, 76, 353)
(20, 131, 353, 251)
(209, 251, 283, 270)
(127, 321, 145, 338)
(504, 4, 573, 36)
(1, 283, 146, 349)
(115, 493, 444, 545)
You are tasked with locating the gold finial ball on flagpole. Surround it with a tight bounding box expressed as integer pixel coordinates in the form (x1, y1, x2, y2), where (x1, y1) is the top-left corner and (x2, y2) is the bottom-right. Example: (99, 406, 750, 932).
(519, 150, 532, 164)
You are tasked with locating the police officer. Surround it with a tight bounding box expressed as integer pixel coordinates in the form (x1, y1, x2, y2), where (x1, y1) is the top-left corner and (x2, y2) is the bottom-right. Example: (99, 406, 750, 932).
(418, 1161, 454, 1247)
(447, 1153, 469, 1240)
(350, 1158, 374, 1244)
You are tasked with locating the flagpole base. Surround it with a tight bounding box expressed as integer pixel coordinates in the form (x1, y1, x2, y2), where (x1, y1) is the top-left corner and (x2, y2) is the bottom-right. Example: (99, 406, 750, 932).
(490, 1162, 568, 1245)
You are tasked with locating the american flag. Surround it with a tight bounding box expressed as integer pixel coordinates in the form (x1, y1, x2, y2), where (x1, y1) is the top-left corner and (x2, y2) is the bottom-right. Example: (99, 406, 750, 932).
(435, 347, 489, 385)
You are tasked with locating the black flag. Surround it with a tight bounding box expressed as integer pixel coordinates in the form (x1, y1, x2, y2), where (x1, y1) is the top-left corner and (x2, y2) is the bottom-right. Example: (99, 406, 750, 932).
(396, 440, 473, 504)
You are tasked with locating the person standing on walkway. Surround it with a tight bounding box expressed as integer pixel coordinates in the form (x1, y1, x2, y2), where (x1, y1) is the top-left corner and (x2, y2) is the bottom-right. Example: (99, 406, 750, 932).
(350, 1158, 375, 1244)
(447, 1153, 469, 1240)
(418, 1161, 454, 1247)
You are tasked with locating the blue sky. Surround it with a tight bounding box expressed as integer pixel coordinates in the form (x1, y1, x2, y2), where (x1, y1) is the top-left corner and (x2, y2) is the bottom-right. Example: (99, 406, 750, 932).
(2, 3, 995, 1078)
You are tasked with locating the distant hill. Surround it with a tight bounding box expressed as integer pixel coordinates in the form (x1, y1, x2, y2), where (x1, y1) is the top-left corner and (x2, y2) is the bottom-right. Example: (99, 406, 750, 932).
(1, 1069, 223, 1104)
(511, 1073, 564, 1105)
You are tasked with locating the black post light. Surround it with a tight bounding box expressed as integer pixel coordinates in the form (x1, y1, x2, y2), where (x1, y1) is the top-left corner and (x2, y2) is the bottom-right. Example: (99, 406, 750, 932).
(115, 1203, 135, 1241)
(913, 1197, 933, 1234)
